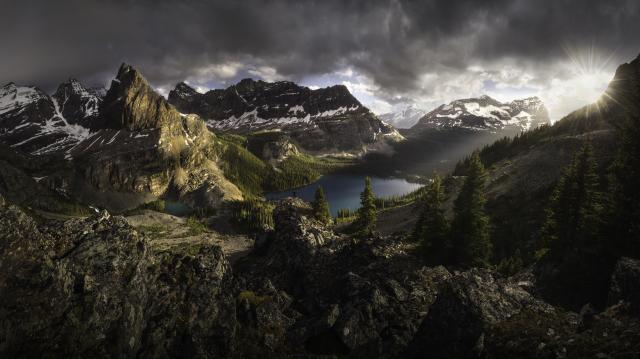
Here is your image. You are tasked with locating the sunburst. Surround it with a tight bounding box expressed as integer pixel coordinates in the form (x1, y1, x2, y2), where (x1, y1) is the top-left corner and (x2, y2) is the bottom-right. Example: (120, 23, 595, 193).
(562, 43, 617, 118)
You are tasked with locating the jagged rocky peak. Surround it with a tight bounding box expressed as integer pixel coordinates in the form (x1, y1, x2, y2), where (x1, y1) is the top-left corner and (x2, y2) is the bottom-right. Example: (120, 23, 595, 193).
(411, 94, 550, 132)
(169, 77, 365, 125)
(101, 63, 182, 131)
(0, 82, 50, 116)
(52, 78, 102, 126)
(173, 81, 199, 98)
(168, 77, 399, 153)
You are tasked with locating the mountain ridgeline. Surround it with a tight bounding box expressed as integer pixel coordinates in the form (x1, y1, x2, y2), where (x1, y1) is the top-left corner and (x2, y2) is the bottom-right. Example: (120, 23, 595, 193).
(168, 79, 402, 153)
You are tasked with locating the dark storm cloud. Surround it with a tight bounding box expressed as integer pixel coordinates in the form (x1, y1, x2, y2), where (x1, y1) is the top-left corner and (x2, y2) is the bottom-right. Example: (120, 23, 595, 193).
(1, 0, 638, 93)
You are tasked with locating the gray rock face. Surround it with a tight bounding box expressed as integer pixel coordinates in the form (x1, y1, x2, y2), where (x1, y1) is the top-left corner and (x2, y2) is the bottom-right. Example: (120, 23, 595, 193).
(168, 79, 402, 153)
(0, 198, 236, 358)
(246, 131, 299, 163)
(101, 64, 182, 131)
(379, 105, 426, 129)
(53, 79, 103, 127)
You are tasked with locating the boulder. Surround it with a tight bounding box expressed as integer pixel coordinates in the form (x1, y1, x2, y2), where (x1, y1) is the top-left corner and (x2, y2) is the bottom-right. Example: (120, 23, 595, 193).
(405, 268, 552, 358)
(608, 257, 640, 316)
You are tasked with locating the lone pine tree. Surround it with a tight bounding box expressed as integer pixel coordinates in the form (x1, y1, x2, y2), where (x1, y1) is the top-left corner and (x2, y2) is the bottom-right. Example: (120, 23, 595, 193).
(311, 186, 332, 224)
(451, 151, 491, 268)
(356, 177, 377, 235)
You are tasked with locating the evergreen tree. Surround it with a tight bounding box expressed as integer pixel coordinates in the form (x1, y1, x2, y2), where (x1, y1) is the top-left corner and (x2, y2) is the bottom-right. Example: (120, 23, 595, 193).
(538, 144, 613, 309)
(451, 151, 491, 267)
(311, 186, 332, 224)
(356, 177, 377, 235)
(413, 175, 450, 265)
(541, 144, 603, 258)
(608, 114, 640, 258)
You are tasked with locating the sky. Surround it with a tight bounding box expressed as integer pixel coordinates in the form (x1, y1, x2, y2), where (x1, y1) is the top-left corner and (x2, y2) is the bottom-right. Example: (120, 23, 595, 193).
(1, 0, 639, 122)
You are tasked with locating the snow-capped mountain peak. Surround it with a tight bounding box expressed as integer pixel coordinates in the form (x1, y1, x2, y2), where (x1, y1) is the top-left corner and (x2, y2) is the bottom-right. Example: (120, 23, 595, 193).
(0, 83, 48, 116)
(53, 79, 103, 124)
(0, 79, 101, 157)
(411, 95, 549, 133)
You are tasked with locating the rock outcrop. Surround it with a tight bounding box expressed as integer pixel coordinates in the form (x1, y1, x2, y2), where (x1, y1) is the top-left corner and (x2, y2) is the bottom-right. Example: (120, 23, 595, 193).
(246, 131, 299, 163)
(0, 196, 236, 358)
(168, 79, 402, 154)
(233, 198, 453, 358)
(405, 269, 552, 358)
(1, 196, 639, 358)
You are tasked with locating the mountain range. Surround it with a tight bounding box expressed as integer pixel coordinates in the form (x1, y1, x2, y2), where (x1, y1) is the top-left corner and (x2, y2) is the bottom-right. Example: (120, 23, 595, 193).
(168, 79, 402, 153)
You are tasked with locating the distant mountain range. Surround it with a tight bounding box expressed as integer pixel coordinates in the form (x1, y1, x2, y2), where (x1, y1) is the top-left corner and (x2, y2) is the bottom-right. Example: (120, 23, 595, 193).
(410, 95, 549, 134)
(168, 79, 402, 153)
(379, 105, 426, 129)
(351, 95, 550, 177)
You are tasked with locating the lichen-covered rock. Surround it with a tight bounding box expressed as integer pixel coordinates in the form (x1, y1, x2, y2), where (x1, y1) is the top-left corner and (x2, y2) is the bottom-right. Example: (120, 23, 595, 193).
(405, 269, 553, 358)
(0, 199, 236, 358)
(482, 303, 640, 359)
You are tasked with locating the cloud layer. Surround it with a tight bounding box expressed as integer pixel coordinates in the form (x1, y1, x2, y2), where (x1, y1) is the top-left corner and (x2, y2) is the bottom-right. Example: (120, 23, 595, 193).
(2, 0, 639, 119)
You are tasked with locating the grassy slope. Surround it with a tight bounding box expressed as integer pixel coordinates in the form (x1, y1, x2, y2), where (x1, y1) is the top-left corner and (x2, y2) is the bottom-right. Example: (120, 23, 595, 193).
(215, 133, 349, 196)
(453, 104, 618, 262)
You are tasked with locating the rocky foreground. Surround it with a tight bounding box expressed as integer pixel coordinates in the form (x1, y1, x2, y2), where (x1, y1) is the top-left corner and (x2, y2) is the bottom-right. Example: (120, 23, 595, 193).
(1, 196, 639, 358)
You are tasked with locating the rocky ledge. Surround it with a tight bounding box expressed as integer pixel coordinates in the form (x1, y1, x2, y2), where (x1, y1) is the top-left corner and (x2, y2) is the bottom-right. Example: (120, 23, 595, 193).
(1, 196, 639, 358)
